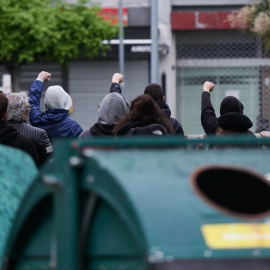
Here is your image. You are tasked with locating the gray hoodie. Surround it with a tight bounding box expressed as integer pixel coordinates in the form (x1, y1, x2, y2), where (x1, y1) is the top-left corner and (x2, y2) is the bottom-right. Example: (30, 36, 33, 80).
(79, 92, 129, 138)
(44, 85, 72, 110)
(98, 92, 128, 124)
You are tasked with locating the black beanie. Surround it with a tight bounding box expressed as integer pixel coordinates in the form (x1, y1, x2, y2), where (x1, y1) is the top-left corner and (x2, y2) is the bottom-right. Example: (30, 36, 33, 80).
(220, 96, 244, 115)
(217, 112, 253, 132)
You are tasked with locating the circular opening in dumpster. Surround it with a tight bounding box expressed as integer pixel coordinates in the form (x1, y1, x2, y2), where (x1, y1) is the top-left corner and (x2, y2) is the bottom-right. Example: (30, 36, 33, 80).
(191, 166, 270, 218)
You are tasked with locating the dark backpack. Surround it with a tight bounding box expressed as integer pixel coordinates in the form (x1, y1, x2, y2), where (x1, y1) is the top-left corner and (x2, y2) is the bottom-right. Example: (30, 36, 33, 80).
(125, 123, 168, 136)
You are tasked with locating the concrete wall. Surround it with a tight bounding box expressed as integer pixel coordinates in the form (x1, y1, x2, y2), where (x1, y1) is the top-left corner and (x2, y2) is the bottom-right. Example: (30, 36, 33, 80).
(158, 0, 177, 117)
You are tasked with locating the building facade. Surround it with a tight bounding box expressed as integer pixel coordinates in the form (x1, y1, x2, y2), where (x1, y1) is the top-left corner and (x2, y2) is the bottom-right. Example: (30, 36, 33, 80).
(1, 0, 268, 135)
(169, 0, 267, 135)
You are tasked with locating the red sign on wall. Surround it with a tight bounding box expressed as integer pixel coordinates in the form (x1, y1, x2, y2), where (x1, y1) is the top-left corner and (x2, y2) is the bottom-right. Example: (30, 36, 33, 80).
(97, 8, 128, 26)
(171, 11, 244, 30)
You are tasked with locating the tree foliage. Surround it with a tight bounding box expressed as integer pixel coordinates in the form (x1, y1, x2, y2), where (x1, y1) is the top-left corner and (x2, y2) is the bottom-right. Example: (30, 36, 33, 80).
(228, 0, 270, 50)
(0, 0, 118, 90)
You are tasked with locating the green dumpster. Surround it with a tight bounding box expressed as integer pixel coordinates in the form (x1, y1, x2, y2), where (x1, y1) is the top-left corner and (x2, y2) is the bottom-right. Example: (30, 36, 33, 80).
(0, 144, 38, 267)
(3, 137, 270, 270)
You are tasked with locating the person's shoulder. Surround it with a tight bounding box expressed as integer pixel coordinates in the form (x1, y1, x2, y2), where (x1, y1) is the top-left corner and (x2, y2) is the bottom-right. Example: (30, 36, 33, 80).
(64, 118, 83, 136)
(170, 117, 180, 125)
(79, 129, 91, 138)
(72, 119, 83, 130)
(18, 123, 45, 137)
(28, 124, 46, 134)
(62, 116, 80, 126)
(169, 117, 184, 135)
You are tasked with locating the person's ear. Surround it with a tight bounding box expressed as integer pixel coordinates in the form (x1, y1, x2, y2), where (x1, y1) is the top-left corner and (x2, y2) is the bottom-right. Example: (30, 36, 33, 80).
(163, 96, 165, 101)
(24, 110, 29, 116)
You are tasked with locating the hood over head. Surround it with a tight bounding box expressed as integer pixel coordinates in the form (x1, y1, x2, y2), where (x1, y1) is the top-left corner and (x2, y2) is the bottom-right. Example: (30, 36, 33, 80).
(44, 85, 72, 111)
(220, 96, 244, 115)
(98, 92, 129, 124)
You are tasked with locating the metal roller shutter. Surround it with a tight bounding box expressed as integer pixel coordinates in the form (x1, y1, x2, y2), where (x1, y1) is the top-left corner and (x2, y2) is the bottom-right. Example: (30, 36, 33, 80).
(0, 62, 62, 112)
(69, 60, 149, 130)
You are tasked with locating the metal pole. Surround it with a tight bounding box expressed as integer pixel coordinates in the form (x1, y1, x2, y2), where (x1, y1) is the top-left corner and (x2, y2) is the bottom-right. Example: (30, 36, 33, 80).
(151, 0, 159, 83)
(118, 0, 125, 77)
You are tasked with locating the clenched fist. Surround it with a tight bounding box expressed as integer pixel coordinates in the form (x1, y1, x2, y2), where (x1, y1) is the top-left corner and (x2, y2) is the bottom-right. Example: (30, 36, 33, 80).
(203, 81, 215, 93)
(112, 73, 124, 84)
(37, 71, 51, 82)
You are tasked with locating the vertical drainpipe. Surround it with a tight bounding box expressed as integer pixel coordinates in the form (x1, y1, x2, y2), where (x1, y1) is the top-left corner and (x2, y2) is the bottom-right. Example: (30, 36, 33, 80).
(151, 0, 159, 83)
(119, 0, 125, 79)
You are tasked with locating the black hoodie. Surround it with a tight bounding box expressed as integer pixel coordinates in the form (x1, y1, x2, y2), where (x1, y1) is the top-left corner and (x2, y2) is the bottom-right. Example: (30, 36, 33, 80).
(90, 123, 115, 136)
(201, 92, 253, 135)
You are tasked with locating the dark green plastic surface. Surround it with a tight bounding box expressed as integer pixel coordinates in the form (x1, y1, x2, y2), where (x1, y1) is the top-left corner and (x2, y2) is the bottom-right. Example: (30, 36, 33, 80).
(0, 145, 38, 266)
(3, 137, 270, 269)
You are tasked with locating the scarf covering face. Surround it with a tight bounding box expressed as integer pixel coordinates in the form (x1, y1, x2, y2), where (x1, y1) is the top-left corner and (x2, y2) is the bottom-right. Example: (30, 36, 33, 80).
(98, 92, 129, 124)
(217, 112, 253, 132)
(44, 85, 72, 111)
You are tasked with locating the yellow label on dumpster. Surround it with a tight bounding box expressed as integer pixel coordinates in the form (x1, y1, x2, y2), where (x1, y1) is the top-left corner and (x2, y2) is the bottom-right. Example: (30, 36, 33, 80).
(201, 223, 270, 249)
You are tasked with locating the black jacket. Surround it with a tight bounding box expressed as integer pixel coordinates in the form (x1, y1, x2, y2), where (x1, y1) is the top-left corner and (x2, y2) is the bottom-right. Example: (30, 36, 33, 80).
(7, 121, 52, 149)
(90, 123, 115, 136)
(7, 121, 52, 165)
(0, 121, 40, 167)
(155, 99, 184, 136)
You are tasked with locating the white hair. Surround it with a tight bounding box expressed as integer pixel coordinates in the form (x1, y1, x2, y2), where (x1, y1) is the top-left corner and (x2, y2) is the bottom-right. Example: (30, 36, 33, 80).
(6, 91, 30, 122)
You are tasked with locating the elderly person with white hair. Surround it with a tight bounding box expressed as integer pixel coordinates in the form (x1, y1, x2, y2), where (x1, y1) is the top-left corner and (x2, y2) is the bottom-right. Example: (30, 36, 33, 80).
(6, 91, 53, 165)
(28, 71, 83, 140)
